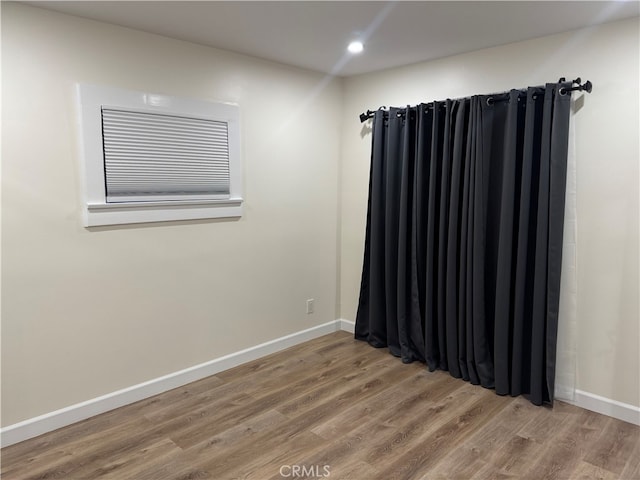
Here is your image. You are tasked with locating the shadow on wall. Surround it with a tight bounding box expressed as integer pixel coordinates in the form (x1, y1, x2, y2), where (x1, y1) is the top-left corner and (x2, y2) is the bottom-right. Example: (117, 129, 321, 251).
(360, 122, 372, 139)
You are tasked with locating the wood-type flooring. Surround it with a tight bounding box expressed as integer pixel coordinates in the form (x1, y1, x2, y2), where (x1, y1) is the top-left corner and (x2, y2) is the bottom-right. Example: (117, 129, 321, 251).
(2, 331, 639, 479)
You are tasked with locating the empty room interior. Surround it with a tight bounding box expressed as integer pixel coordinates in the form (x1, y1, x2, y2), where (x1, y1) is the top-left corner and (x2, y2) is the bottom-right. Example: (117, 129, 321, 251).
(2, 1, 640, 479)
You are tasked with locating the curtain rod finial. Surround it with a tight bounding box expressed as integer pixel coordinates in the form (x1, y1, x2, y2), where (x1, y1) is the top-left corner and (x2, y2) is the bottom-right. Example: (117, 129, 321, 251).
(360, 110, 376, 123)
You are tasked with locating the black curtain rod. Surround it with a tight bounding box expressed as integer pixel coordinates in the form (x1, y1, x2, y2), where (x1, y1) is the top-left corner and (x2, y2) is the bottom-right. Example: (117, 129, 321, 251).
(358, 77, 593, 123)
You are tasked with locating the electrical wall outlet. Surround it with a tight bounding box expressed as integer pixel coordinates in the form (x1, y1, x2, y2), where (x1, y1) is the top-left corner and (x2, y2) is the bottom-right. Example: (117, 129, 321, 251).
(306, 299, 314, 314)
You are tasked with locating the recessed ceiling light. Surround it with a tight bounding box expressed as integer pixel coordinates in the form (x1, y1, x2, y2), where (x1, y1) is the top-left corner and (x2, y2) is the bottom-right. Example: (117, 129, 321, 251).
(347, 41, 364, 54)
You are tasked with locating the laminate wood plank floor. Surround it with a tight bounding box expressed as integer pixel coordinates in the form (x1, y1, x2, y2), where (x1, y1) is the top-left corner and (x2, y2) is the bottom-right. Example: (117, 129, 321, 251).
(2, 331, 639, 479)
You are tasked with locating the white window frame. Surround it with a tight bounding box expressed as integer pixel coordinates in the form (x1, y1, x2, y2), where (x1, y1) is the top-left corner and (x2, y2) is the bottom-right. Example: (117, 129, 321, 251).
(76, 84, 242, 227)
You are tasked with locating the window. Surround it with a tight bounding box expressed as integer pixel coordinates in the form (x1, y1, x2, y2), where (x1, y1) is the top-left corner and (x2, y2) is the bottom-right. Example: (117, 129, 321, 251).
(77, 84, 242, 226)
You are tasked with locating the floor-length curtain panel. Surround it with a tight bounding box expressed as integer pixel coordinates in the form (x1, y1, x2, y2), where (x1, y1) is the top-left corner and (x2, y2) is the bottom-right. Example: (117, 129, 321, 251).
(555, 108, 578, 402)
(355, 82, 572, 405)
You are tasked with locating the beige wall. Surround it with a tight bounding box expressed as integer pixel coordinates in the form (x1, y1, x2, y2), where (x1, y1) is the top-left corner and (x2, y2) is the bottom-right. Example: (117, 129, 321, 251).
(1, 4, 342, 426)
(339, 18, 640, 408)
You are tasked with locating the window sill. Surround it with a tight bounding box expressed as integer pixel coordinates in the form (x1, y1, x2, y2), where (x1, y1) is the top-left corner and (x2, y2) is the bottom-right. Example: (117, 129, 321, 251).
(84, 198, 243, 227)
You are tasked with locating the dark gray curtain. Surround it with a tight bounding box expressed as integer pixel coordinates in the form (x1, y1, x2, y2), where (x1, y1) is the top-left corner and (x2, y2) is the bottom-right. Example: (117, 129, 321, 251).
(355, 83, 572, 405)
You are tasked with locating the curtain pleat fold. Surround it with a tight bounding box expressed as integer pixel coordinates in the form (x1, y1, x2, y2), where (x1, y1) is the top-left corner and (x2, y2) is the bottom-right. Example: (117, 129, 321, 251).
(355, 83, 572, 405)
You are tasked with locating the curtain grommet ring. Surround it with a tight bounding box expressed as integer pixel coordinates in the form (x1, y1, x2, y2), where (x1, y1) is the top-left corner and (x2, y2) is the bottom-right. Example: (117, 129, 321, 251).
(559, 88, 567, 96)
(486, 97, 494, 106)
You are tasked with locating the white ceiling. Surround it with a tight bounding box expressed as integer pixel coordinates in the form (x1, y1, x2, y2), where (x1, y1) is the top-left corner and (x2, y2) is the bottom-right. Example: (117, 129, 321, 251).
(27, 1, 640, 77)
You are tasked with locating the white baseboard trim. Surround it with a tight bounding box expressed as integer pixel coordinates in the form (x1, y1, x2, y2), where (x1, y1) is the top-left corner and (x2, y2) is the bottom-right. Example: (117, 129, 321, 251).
(0, 320, 343, 448)
(569, 389, 640, 426)
(338, 318, 355, 333)
(9, 318, 634, 447)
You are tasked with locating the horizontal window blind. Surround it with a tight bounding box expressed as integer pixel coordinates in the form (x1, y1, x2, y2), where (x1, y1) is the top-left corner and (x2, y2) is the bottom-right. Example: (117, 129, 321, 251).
(101, 108, 230, 202)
